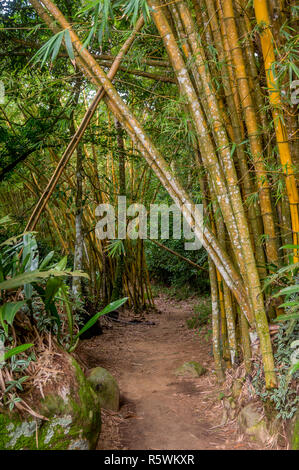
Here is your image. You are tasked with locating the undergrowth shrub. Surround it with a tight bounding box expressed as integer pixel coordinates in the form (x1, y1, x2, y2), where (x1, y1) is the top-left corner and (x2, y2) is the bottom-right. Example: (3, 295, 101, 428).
(186, 297, 211, 329)
(145, 238, 209, 293)
(252, 319, 299, 419)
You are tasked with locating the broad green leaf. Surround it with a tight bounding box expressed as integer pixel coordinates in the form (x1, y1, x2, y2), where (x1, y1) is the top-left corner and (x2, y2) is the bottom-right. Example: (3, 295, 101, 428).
(0, 310, 8, 336)
(39, 251, 55, 270)
(19, 253, 31, 273)
(0, 271, 48, 291)
(0, 269, 89, 291)
(71, 270, 90, 278)
(22, 233, 39, 272)
(274, 285, 299, 297)
(0, 343, 34, 362)
(45, 277, 63, 306)
(274, 312, 299, 322)
(0, 301, 26, 326)
(75, 297, 128, 339)
(54, 256, 68, 271)
(47, 302, 62, 331)
(60, 284, 73, 345)
(22, 233, 39, 300)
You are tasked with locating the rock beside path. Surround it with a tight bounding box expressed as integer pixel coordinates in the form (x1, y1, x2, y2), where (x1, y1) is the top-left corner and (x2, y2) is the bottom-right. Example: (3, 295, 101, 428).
(175, 361, 206, 378)
(87, 367, 120, 412)
(0, 355, 101, 450)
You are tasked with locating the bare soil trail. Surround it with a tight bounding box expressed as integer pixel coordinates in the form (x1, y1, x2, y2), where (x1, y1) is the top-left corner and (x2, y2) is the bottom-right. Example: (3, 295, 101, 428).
(77, 294, 262, 450)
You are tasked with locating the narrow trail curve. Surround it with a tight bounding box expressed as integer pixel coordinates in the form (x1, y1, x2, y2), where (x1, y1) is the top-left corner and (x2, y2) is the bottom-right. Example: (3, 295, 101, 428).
(77, 294, 261, 450)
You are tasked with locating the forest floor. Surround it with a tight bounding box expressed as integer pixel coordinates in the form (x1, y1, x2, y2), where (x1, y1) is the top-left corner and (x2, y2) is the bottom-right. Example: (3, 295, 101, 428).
(77, 293, 265, 450)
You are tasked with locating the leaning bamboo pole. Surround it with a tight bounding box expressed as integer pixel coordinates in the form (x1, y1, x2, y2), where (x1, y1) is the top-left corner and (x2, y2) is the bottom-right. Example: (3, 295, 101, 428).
(24, 179, 69, 252)
(31, 0, 253, 325)
(149, 0, 276, 387)
(26, 7, 145, 230)
(152, 0, 249, 286)
(176, 2, 265, 306)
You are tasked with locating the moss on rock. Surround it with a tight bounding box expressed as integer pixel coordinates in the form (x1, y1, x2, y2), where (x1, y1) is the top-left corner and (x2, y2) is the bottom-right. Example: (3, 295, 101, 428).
(231, 379, 243, 399)
(175, 361, 206, 378)
(291, 411, 299, 450)
(0, 355, 101, 450)
(238, 403, 270, 445)
(87, 367, 120, 412)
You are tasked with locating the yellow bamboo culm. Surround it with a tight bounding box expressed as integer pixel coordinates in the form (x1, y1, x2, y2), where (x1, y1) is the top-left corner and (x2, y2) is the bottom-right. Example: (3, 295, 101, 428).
(253, 0, 299, 262)
(220, 0, 279, 266)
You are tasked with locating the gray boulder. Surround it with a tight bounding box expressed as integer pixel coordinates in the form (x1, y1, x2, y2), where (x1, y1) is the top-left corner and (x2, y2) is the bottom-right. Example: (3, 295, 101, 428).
(175, 361, 206, 378)
(238, 403, 269, 444)
(87, 367, 120, 412)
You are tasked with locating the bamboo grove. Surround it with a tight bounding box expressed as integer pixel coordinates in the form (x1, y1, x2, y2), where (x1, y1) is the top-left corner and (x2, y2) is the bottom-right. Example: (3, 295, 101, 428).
(0, 0, 298, 390)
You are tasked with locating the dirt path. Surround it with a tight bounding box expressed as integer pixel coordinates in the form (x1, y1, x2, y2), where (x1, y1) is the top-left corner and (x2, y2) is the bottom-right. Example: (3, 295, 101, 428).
(77, 294, 261, 450)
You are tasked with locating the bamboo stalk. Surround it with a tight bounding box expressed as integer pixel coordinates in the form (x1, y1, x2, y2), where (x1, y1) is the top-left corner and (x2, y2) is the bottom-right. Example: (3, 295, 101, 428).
(216, 268, 231, 367)
(220, 0, 279, 267)
(205, 0, 267, 279)
(253, 0, 299, 262)
(209, 258, 225, 382)
(153, 0, 276, 386)
(26, 4, 145, 230)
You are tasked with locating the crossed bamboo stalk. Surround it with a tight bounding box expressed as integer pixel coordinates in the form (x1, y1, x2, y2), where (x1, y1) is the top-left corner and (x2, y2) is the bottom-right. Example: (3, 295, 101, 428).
(26, 0, 298, 389)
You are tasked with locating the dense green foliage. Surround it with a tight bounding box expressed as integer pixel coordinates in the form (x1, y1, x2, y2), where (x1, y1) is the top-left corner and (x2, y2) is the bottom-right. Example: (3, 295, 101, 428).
(146, 238, 209, 292)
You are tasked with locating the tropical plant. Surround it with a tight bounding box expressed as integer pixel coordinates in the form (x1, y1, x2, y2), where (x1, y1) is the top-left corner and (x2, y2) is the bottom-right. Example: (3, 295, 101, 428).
(0, 230, 128, 350)
(0, 227, 128, 412)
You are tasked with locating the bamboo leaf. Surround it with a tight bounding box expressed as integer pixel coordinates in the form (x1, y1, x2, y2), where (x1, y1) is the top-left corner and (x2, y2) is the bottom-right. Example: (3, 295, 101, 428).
(64, 30, 75, 61)
(30, 31, 63, 67)
(280, 244, 299, 250)
(51, 31, 64, 63)
(0, 269, 89, 291)
(290, 361, 299, 375)
(279, 301, 299, 309)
